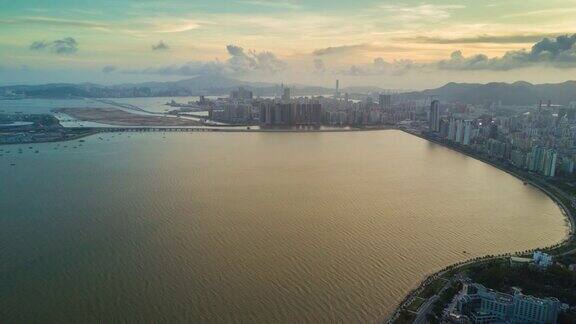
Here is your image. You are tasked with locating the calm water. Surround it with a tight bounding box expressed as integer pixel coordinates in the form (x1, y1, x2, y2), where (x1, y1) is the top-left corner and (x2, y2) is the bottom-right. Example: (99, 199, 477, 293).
(0, 130, 568, 323)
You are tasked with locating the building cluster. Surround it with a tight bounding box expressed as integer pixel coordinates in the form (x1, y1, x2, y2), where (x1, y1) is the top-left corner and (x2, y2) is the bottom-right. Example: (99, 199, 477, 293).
(456, 282, 561, 324)
(427, 100, 576, 178)
(259, 98, 322, 127)
(205, 83, 423, 127)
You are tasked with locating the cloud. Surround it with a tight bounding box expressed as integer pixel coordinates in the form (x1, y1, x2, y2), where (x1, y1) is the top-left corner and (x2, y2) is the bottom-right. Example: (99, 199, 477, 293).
(378, 4, 465, 23)
(341, 57, 419, 76)
(102, 65, 117, 73)
(238, 0, 301, 10)
(123, 44, 286, 77)
(30, 41, 48, 51)
(3, 16, 108, 29)
(402, 33, 563, 44)
(154, 20, 201, 33)
(437, 34, 576, 70)
(225, 44, 286, 74)
(152, 41, 170, 51)
(313, 58, 326, 73)
(312, 44, 405, 56)
(503, 7, 576, 18)
(29, 37, 78, 55)
(313, 44, 367, 56)
(125, 61, 226, 76)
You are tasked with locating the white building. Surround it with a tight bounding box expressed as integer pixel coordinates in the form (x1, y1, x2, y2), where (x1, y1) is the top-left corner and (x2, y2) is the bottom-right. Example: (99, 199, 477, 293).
(533, 251, 553, 269)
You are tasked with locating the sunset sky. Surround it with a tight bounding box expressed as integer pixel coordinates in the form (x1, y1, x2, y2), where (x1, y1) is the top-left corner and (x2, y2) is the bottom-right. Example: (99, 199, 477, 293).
(2, 0, 576, 89)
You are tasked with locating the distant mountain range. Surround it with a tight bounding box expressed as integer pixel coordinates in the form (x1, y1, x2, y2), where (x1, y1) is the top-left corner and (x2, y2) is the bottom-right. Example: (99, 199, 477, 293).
(403, 81, 576, 106)
(2, 75, 576, 106)
(0, 75, 336, 98)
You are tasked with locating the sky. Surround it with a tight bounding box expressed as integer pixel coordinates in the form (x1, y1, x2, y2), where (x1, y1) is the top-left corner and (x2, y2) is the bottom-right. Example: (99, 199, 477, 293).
(2, 0, 576, 89)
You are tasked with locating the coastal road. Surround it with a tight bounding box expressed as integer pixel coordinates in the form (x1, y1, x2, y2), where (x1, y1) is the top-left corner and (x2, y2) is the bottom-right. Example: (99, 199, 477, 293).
(413, 295, 438, 324)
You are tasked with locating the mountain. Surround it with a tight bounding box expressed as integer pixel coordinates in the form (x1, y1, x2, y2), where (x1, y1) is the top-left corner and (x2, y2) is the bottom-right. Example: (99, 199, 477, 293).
(4, 76, 576, 106)
(0, 75, 332, 98)
(404, 81, 576, 106)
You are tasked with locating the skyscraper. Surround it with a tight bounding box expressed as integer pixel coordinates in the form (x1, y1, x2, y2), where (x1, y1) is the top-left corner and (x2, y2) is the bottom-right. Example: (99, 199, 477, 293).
(463, 120, 472, 145)
(429, 100, 440, 132)
(282, 87, 291, 102)
(379, 94, 391, 111)
(335, 80, 340, 99)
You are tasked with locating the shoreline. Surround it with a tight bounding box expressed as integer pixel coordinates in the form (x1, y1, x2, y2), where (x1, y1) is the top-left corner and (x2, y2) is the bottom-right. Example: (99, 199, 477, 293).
(386, 130, 576, 323)
(0, 129, 99, 146)
(0, 125, 396, 146)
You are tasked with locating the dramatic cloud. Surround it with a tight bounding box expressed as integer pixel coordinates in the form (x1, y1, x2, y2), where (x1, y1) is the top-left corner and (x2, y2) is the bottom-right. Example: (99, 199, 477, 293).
(29, 37, 78, 55)
(102, 65, 117, 73)
(151, 41, 169, 51)
(225, 44, 286, 74)
(123, 44, 286, 77)
(437, 34, 576, 71)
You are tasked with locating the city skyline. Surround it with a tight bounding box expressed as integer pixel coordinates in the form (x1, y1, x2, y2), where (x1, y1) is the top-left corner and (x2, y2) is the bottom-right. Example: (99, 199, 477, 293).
(3, 0, 576, 88)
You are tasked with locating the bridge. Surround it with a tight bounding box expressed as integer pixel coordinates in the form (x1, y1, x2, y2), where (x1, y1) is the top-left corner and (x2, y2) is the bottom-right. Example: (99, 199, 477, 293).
(95, 127, 224, 133)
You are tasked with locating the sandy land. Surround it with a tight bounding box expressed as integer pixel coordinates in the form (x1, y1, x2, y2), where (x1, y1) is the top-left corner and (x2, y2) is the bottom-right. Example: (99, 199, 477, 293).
(56, 108, 202, 126)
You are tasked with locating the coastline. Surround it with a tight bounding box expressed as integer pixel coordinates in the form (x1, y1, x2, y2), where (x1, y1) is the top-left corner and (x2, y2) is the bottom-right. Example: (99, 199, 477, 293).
(0, 125, 395, 146)
(386, 130, 576, 323)
(0, 129, 99, 146)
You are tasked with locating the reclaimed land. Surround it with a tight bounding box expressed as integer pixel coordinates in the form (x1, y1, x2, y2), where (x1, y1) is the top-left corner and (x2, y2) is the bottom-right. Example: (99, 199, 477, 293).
(56, 108, 202, 126)
(387, 129, 576, 324)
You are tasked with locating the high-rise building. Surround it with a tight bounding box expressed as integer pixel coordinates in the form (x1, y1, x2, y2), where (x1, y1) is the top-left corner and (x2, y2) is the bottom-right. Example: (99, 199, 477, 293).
(457, 282, 560, 324)
(282, 87, 291, 102)
(259, 99, 322, 127)
(231, 87, 253, 100)
(335, 80, 340, 99)
(455, 119, 464, 144)
(379, 94, 391, 111)
(463, 120, 472, 145)
(429, 100, 440, 132)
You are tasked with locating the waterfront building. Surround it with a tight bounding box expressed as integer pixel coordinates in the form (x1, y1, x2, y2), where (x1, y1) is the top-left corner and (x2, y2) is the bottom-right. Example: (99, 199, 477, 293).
(282, 87, 291, 102)
(510, 150, 526, 169)
(258, 99, 322, 127)
(527, 147, 557, 177)
(447, 117, 457, 141)
(560, 156, 575, 175)
(457, 282, 560, 324)
(533, 251, 553, 269)
(379, 94, 391, 111)
(429, 100, 441, 132)
(463, 120, 472, 146)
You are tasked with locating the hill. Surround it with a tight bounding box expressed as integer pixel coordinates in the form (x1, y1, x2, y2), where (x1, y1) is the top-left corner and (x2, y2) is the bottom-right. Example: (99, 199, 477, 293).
(404, 81, 576, 106)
